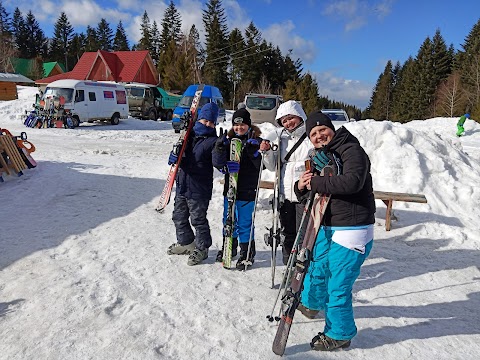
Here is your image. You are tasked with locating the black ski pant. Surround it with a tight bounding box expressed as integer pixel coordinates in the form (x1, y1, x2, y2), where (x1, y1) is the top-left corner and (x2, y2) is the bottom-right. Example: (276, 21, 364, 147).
(172, 195, 212, 251)
(279, 199, 305, 264)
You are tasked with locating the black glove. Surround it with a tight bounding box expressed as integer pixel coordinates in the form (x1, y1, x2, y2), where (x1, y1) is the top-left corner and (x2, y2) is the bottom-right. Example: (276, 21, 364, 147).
(215, 133, 230, 151)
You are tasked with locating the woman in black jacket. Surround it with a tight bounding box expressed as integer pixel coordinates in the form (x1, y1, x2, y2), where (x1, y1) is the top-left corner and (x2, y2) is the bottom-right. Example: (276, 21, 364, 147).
(295, 111, 375, 351)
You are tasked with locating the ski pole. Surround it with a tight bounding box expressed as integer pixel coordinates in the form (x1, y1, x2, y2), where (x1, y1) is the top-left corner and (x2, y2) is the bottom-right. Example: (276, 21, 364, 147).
(243, 152, 264, 271)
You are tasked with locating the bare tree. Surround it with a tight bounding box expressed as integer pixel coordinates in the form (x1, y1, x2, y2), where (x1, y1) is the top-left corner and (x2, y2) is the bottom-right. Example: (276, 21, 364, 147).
(253, 74, 271, 94)
(435, 72, 464, 117)
(0, 37, 16, 72)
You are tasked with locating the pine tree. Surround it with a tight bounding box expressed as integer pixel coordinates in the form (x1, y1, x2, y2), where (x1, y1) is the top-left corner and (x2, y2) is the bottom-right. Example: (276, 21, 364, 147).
(368, 60, 394, 120)
(456, 18, 480, 117)
(202, 0, 230, 100)
(69, 33, 86, 67)
(113, 21, 129, 51)
(241, 22, 263, 89)
(137, 11, 152, 51)
(49, 12, 74, 71)
(97, 18, 113, 51)
(0, 0, 15, 72)
(189, 25, 204, 84)
(297, 73, 321, 114)
(150, 21, 160, 64)
(229, 28, 245, 106)
(85, 26, 99, 52)
(23, 11, 47, 59)
(160, 0, 182, 49)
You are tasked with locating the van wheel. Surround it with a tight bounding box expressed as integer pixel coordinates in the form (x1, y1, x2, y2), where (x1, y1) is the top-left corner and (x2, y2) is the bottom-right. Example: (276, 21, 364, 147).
(148, 109, 157, 121)
(174, 129, 180, 133)
(166, 110, 173, 121)
(111, 114, 120, 125)
(73, 116, 80, 127)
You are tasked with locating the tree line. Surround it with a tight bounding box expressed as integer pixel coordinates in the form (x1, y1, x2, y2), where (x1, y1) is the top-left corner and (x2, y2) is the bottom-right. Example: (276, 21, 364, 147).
(0, 0, 363, 118)
(367, 20, 480, 122)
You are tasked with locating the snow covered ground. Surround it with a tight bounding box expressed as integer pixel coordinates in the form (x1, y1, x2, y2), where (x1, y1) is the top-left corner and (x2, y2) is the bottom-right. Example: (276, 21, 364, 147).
(1, 86, 480, 359)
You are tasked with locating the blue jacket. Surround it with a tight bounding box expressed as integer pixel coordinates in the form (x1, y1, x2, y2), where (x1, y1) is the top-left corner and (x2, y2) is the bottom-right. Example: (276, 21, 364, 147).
(176, 133, 218, 200)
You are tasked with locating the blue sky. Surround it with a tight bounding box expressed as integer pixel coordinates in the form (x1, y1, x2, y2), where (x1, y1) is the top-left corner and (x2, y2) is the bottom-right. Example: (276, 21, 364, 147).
(4, 0, 479, 109)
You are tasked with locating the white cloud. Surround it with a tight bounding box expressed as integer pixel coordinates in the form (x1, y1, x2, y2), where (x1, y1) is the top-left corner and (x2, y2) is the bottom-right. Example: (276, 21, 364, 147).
(314, 71, 373, 109)
(262, 21, 316, 64)
(62, 0, 130, 27)
(322, 0, 394, 32)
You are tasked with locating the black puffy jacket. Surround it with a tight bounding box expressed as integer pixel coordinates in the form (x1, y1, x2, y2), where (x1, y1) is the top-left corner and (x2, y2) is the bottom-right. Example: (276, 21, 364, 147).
(295, 126, 375, 226)
(176, 133, 218, 200)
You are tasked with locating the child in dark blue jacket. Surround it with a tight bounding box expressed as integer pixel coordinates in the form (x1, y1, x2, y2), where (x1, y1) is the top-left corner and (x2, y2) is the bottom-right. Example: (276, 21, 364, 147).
(213, 108, 262, 269)
(167, 103, 219, 266)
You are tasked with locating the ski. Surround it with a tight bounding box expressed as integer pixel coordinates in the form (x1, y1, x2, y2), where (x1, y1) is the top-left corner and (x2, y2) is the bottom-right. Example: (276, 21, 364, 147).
(271, 164, 334, 356)
(222, 137, 243, 269)
(155, 84, 204, 212)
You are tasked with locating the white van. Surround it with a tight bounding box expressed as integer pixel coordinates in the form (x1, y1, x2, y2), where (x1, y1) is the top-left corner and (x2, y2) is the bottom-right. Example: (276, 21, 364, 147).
(242, 93, 283, 124)
(43, 80, 129, 126)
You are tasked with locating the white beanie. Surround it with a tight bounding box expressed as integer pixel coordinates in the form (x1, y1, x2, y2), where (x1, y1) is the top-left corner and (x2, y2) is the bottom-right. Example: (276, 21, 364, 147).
(275, 100, 307, 126)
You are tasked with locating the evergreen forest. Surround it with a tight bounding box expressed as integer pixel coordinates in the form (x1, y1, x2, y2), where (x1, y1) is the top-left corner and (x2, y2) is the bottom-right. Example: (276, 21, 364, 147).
(1, 0, 480, 121)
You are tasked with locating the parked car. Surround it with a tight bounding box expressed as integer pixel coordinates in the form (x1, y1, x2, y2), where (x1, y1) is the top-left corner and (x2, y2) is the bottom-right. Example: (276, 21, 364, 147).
(172, 84, 225, 133)
(42, 80, 128, 127)
(242, 93, 283, 124)
(321, 109, 352, 129)
(124, 83, 181, 121)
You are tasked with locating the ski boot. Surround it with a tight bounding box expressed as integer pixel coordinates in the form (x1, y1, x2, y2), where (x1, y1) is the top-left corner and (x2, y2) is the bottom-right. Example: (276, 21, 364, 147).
(236, 241, 256, 270)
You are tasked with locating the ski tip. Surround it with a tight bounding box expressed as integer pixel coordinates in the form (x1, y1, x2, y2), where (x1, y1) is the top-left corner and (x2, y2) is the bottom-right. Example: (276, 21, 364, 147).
(155, 207, 165, 213)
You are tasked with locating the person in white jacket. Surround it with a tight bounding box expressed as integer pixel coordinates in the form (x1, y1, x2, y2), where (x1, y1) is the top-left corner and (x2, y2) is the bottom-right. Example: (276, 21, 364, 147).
(259, 100, 313, 264)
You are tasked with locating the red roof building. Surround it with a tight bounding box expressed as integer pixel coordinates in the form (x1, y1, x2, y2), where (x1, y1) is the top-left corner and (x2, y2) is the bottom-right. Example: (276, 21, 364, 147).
(35, 50, 159, 86)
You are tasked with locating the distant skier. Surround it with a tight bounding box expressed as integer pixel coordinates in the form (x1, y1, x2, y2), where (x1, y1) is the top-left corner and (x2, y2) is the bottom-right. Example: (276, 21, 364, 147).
(456, 113, 470, 137)
(213, 108, 263, 269)
(166, 102, 219, 266)
(295, 111, 376, 351)
(260, 100, 313, 265)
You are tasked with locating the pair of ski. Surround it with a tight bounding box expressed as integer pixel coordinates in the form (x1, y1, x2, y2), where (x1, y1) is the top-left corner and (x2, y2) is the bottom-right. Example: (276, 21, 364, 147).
(154, 84, 205, 213)
(270, 164, 333, 356)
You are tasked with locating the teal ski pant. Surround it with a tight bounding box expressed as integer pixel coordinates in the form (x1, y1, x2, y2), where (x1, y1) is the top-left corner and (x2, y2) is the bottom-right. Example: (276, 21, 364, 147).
(222, 197, 255, 244)
(301, 226, 373, 340)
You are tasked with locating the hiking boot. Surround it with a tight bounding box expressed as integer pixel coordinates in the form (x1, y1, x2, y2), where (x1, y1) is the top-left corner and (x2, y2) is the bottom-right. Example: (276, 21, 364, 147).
(187, 248, 208, 266)
(310, 332, 351, 351)
(167, 242, 195, 255)
(297, 304, 320, 319)
(236, 241, 255, 270)
(215, 237, 238, 262)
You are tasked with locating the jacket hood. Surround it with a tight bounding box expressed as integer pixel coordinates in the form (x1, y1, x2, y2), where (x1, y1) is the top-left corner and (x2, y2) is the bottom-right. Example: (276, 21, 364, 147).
(227, 124, 262, 139)
(275, 100, 307, 126)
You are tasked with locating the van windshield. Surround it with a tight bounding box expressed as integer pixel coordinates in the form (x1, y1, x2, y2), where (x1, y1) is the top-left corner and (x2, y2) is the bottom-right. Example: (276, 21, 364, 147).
(43, 87, 74, 103)
(323, 112, 347, 122)
(178, 96, 210, 108)
(245, 96, 276, 110)
(125, 87, 145, 97)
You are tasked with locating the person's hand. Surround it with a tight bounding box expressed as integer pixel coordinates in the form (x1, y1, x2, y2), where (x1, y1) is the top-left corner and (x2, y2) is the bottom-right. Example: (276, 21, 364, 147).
(168, 151, 178, 165)
(225, 160, 240, 173)
(259, 140, 271, 151)
(245, 138, 260, 158)
(215, 133, 230, 151)
(312, 150, 330, 172)
(297, 171, 313, 191)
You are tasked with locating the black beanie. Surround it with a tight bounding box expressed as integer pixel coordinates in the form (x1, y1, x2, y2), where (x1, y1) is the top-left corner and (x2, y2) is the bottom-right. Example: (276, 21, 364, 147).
(232, 108, 252, 126)
(305, 110, 335, 138)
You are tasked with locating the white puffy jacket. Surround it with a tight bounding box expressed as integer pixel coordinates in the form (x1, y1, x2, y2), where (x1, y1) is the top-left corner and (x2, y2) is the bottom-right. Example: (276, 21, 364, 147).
(263, 123, 313, 202)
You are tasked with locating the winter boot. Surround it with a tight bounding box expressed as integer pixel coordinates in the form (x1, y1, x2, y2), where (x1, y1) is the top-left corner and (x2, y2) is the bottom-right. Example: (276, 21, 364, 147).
(216, 237, 238, 262)
(236, 241, 256, 270)
(187, 248, 208, 266)
(310, 333, 351, 351)
(167, 242, 195, 255)
(297, 303, 320, 319)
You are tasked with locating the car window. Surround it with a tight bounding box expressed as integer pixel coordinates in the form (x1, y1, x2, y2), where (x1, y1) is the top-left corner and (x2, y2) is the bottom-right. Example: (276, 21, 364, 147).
(246, 96, 276, 110)
(126, 87, 145, 97)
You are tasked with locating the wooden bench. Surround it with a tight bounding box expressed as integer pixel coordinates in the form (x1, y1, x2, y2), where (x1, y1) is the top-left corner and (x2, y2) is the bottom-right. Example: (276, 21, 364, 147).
(251, 181, 427, 231)
(373, 191, 427, 231)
